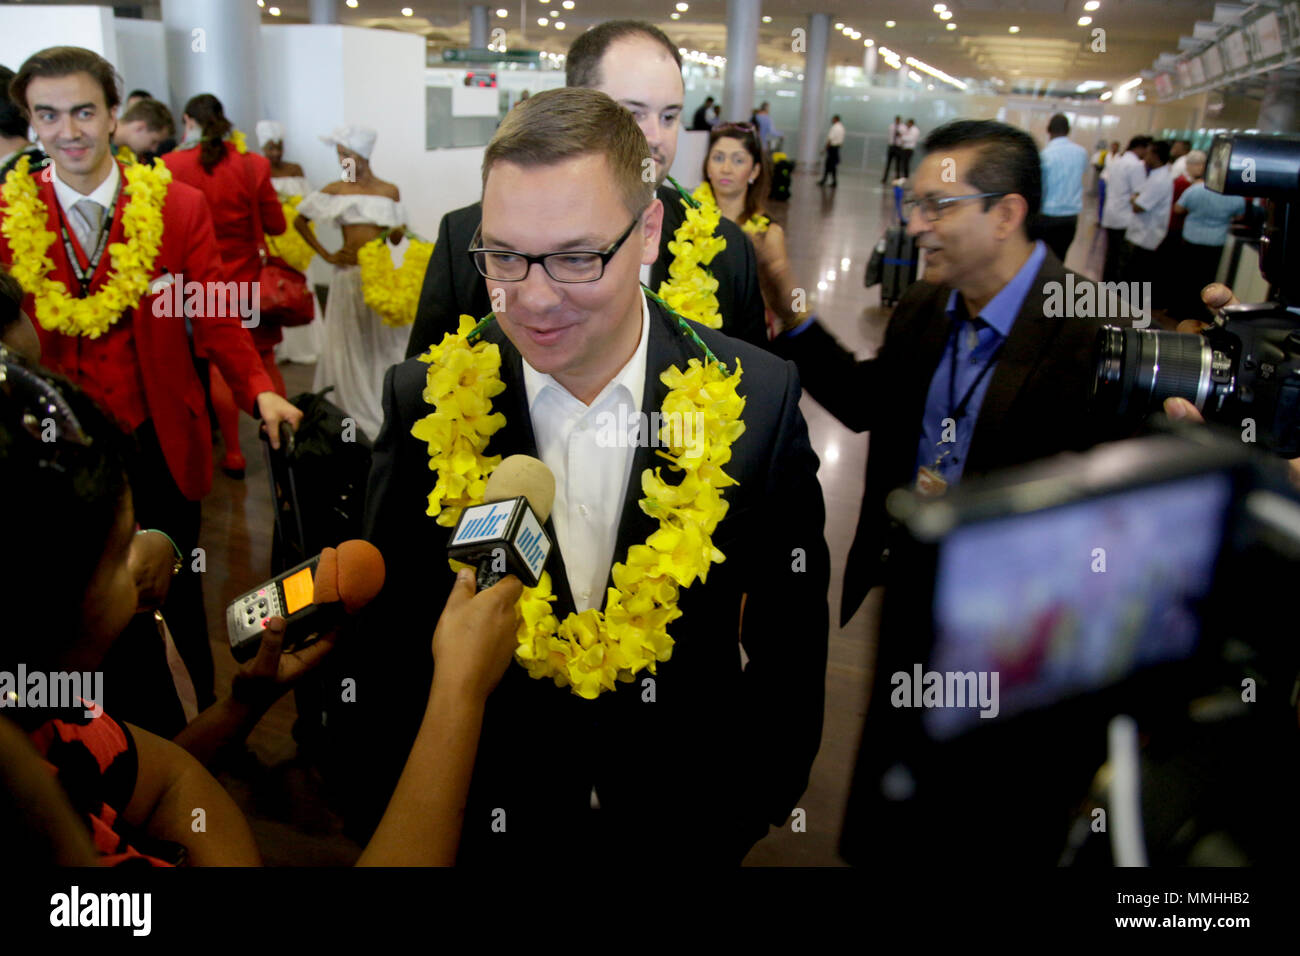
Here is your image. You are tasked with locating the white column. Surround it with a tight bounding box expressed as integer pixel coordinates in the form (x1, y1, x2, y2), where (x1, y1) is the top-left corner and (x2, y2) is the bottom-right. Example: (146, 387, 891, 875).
(722, 0, 761, 123)
(162, 0, 262, 136)
(470, 5, 490, 49)
(309, 0, 339, 24)
(795, 13, 829, 170)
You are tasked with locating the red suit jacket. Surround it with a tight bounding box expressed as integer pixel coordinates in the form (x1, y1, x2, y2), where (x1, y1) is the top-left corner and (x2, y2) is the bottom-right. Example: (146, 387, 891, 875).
(162, 143, 287, 350)
(0, 159, 275, 501)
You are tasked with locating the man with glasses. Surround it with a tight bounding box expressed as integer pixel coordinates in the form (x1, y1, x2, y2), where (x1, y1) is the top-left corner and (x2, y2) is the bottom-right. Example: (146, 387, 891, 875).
(769, 119, 1136, 863)
(771, 118, 1132, 626)
(405, 19, 767, 357)
(342, 87, 830, 865)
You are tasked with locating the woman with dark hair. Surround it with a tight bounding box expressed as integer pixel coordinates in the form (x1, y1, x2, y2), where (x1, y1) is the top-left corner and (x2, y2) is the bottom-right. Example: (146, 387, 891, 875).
(0, 347, 525, 866)
(703, 123, 801, 337)
(162, 94, 287, 478)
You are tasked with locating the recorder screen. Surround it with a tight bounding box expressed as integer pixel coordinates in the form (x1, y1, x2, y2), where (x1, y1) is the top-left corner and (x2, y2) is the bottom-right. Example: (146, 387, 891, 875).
(282, 566, 315, 616)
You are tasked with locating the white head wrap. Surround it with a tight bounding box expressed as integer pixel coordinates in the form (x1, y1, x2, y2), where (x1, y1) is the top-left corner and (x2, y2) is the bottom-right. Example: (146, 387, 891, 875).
(319, 125, 377, 160)
(256, 120, 284, 147)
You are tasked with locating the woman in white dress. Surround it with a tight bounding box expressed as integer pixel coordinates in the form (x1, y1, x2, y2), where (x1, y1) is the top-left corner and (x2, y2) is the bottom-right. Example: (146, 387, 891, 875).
(293, 126, 410, 442)
(258, 120, 324, 366)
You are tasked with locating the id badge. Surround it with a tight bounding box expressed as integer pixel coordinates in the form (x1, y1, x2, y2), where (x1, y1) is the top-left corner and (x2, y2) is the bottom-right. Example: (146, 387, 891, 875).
(915, 465, 949, 497)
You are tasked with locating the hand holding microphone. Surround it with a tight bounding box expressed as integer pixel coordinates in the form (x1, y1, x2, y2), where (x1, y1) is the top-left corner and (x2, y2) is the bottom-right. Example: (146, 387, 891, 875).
(447, 455, 557, 590)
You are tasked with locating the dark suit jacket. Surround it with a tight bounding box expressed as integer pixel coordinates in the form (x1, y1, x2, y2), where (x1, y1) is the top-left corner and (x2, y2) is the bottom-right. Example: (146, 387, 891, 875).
(773, 249, 1134, 626)
(405, 183, 768, 358)
(343, 297, 830, 864)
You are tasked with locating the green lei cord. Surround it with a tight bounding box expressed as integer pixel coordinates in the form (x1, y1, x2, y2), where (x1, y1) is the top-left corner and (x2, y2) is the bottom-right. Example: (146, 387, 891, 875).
(464, 285, 728, 376)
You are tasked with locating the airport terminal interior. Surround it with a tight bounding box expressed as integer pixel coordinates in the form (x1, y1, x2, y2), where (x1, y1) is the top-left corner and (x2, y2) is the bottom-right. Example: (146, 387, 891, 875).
(1, 0, 1298, 881)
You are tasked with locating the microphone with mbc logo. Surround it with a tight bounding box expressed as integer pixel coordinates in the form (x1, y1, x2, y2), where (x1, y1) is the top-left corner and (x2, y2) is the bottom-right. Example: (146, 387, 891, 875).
(447, 455, 556, 589)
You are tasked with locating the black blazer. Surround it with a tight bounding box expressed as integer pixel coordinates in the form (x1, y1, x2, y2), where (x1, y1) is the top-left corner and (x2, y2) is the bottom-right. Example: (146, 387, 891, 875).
(341, 297, 830, 864)
(405, 183, 768, 358)
(774, 250, 1135, 626)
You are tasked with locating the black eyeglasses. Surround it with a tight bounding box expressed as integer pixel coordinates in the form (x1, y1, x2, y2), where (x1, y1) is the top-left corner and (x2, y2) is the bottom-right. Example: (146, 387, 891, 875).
(901, 192, 1009, 222)
(468, 209, 646, 284)
(0, 346, 92, 469)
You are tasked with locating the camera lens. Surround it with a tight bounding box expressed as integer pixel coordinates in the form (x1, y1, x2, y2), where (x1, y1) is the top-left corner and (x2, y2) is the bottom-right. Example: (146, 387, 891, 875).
(1092, 326, 1214, 417)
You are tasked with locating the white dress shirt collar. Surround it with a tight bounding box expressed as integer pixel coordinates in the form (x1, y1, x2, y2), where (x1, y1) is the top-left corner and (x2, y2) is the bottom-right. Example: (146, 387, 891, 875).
(523, 289, 651, 416)
(51, 157, 120, 217)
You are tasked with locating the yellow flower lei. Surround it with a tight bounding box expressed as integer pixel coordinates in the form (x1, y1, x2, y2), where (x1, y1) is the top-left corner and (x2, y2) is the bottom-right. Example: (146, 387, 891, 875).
(0, 155, 169, 338)
(229, 129, 249, 154)
(265, 195, 316, 274)
(656, 180, 725, 330)
(413, 312, 746, 699)
(358, 233, 435, 328)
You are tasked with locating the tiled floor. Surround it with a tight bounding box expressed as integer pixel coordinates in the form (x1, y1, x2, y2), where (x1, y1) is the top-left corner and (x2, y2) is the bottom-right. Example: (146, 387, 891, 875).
(202, 166, 1111, 866)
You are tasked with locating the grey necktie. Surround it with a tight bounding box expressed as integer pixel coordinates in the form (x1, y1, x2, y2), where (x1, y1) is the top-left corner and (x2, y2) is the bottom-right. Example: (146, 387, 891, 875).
(72, 198, 103, 251)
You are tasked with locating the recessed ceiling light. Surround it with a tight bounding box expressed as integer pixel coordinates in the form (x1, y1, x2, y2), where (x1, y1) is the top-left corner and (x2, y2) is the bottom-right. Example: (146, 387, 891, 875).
(1009, 25, 1020, 33)
(1078, 16, 1091, 25)
(676, 2, 689, 10)
(537, 17, 547, 25)
(939, 10, 951, 20)
(345, 0, 357, 7)
(257, 0, 265, 6)
(762, 15, 771, 23)
(563, 0, 575, 8)
(864, 38, 873, 46)
(670, 12, 680, 18)
(268, 5, 281, 14)
(554, 20, 565, 29)
(886, 20, 896, 28)
(496, 8, 508, 17)
(835, 22, 844, 30)
(933, 3, 946, 11)
(1085, 0, 1100, 9)
(946, 22, 955, 30)
(401, 6, 412, 15)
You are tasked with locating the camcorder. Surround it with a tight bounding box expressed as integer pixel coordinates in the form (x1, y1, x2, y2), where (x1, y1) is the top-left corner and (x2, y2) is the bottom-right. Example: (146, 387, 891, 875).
(1092, 134, 1300, 456)
(840, 427, 1300, 867)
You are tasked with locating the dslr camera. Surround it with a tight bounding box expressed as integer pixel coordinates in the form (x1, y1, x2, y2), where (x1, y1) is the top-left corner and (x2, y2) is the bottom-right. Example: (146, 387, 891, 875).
(1093, 133, 1300, 456)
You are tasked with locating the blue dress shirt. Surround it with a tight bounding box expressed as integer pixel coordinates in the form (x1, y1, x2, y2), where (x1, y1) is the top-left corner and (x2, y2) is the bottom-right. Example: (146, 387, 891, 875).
(1039, 136, 1089, 217)
(913, 241, 1048, 486)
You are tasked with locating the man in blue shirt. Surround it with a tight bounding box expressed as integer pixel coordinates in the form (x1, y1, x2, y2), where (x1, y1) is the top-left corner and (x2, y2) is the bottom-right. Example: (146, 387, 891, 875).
(1174, 168, 1246, 318)
(1037, 113, 1089, 262)
(770, 118, 1134, 624)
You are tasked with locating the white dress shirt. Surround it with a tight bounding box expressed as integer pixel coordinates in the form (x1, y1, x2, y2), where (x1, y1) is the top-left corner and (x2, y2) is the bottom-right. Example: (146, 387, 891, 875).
(51, 159, 120, 242)
(523, 291, 651, 612)
(1125, 165, 1174, 251)
(901, 124, 921, 149)
(1100, 151, 1146, 230)
(827, 121, 845, 147)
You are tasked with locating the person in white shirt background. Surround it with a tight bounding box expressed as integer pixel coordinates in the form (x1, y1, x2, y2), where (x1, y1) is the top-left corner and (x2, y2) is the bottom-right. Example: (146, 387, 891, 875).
(1100, 135, 1151, 281)
(1167, 138, 1192, 182)
(1123, 139, 1174, 285)
(819, 114, 845, 187)
(899, 118, 921, 179)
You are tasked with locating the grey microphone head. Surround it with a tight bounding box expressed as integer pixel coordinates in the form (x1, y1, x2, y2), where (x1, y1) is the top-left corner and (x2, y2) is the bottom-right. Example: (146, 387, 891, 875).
(483, 455, 556, 524)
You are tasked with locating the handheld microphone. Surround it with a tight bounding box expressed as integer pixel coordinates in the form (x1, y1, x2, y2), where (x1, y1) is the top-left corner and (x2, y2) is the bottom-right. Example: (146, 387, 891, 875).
(447, 455, 555, 589)
(226, 540, 385, 662)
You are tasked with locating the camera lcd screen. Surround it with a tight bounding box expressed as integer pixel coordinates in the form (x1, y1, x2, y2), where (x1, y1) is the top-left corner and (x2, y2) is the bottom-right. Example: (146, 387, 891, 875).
(923, 472, 1232, 740)
(281, 565, 315, 616)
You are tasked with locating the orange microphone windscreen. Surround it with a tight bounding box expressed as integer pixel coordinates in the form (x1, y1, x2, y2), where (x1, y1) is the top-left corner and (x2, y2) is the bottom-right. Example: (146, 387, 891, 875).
(334, 540, 386, 614)
(313, 547, 340, 606)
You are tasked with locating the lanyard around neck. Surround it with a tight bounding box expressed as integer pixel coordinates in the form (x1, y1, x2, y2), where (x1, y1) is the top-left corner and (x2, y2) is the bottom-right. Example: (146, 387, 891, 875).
(946, 316, 1005, 425)
(56, 177, 122, 296)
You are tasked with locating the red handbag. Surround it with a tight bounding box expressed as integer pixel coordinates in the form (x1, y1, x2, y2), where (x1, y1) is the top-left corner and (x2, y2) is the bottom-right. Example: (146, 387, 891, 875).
(246, 157, 315, 327)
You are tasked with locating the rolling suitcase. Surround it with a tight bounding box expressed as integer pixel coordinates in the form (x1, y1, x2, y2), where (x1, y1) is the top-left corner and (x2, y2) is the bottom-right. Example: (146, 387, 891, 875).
(865, 184, 918, 307)
(260, 386, 374, 761)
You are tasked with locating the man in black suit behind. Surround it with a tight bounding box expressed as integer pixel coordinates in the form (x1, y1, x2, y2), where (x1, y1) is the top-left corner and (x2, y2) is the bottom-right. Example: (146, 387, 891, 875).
(405, 21, 768, 358)
(771, 120, 1137, 863)
(340, 88, 829, 865)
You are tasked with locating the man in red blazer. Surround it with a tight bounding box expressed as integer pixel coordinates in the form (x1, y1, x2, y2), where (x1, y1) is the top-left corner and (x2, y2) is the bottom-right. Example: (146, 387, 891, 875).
(2, 47, 301, 725)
